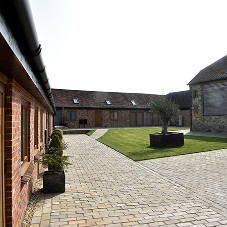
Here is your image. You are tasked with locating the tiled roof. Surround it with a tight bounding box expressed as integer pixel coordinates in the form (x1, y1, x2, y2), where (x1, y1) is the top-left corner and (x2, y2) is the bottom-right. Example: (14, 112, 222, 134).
(52, 89, 158, 109)
(188, 55, 227, 85)
(167, 90, 190, 110)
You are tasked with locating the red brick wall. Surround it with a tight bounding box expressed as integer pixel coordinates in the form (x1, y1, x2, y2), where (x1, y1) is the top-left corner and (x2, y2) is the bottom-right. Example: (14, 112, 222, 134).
(64, 109, 158, 128)
(102, 110, 131, 127)
(63, 108, 191, 129)
(5, 79, 53, 227)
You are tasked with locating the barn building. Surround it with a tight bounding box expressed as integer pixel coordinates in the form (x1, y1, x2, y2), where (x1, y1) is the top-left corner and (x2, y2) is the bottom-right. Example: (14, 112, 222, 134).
(52, 89, 191, 128)
(0, 1, 55, 226)
(188, 55, 227, 133)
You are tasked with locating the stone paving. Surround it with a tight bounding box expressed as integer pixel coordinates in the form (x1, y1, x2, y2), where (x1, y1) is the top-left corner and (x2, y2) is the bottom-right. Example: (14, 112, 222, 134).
(31, 133, 227, 227)
(139, 149, 227, 212)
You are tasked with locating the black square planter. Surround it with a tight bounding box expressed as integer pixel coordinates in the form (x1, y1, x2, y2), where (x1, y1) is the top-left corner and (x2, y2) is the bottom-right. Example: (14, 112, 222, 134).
(43, 171, 65, 194)
(150, 132, 184, 147)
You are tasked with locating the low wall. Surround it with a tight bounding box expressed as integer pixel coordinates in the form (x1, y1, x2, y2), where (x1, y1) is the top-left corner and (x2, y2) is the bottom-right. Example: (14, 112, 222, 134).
(63, 129, 90, 134)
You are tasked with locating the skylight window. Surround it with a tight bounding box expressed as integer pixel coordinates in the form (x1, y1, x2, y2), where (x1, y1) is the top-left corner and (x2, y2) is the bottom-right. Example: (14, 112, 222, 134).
(106, 100, 112, 105)
(131, 100, 136, 106)
(73, 98, 79, 104)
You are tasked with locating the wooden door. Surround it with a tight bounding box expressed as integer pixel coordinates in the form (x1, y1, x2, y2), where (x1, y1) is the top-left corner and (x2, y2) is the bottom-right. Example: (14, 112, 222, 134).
(146, 112, 152, 126)
(0, 82, 5, 227)
(95, 111, 102, 127)
(130, 112, 144, 126)
(130, 113, 136, 126)
(137, 113, 143, 126)
(153, 116, 159, 126)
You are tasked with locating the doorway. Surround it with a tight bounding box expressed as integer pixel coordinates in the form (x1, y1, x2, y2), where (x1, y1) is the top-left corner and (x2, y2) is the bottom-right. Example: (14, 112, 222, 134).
(95, 111, 102, 127)
(0, 82, 5, 227)
(130, 112, 144, 127)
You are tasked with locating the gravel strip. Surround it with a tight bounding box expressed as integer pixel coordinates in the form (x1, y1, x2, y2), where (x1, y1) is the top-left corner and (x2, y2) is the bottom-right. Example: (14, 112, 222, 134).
(21, 169, 44, 227)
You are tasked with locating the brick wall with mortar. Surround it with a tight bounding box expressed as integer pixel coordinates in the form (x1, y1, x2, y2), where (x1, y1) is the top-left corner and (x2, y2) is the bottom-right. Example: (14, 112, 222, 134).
(102, 110, 132, 128)
(191, 83, 227, 132)
(5, 79, 53, 227)
(65, 109, 161, 128)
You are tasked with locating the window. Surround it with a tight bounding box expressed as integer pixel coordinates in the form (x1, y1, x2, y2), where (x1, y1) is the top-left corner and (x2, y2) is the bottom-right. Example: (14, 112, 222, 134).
(67, 111, 76, 120)
(67, 111, 70, 120)
(203, 82, 227, 115)
(21, 100, 28, 162)
(71, 111, 76, 120)
(40, 110, 43, 142)
(73, 98, 79, 104)
(110, 111, 118, 120)
(106, 100, 112, 105)
(193, 90, 198, 98)
(34, 107, 38, 148)
(131, 100, 136, 106)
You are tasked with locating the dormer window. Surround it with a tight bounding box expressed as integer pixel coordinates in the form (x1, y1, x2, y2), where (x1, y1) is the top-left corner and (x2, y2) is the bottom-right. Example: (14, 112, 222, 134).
(73, 98, 79, 104)
(106, 100, 112, 105)
(131, 100, 136, 106)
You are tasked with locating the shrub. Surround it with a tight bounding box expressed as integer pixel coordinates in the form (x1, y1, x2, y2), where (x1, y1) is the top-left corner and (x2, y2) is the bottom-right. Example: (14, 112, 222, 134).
(39, 147, 71, 172)
(51, 129, 63, 141)
(35, 134, 71, 172)
(49, 134, 62, 151)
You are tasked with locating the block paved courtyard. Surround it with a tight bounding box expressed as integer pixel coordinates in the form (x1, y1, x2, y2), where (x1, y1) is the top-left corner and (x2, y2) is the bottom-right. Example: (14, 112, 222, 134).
(31, 133, 227, 227)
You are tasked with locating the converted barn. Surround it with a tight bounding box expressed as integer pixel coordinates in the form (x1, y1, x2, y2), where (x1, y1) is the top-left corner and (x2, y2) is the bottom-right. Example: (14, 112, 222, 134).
(52, 89, 159, 128)
(52, 89, 190, 128)
(0, 1, 55, 226)
(188, 55, 227, 132)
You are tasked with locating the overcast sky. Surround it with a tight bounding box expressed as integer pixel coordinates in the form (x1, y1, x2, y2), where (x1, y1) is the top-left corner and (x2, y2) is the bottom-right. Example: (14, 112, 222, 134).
(30, 0, 227, 95)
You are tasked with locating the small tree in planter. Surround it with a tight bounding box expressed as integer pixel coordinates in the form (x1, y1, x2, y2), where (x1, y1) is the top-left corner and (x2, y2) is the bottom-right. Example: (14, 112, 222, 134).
(149, 96, 179, 134)
(149, 96, 184, 147)
(35, 130, 71, 193)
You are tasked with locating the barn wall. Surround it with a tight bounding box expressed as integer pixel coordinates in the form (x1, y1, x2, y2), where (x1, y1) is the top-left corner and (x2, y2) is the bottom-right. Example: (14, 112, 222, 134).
(191, 81, 227, 132)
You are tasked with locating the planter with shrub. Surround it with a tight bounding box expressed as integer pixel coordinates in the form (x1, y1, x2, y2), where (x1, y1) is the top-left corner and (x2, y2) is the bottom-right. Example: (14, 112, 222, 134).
(35, 129, 71, 193)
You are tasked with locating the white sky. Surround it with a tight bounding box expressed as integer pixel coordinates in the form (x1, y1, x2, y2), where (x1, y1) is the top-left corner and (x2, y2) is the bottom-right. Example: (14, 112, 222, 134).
(30, 0, 227, 95)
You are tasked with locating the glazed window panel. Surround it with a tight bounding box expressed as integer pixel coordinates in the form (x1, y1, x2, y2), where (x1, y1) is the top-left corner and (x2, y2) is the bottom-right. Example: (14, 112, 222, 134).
(203, 82, 227, 115)
(71, 111, 76, 120)
(67, 111, 71, 120)
(110, 111, 118, 120)
(67, 111, 76, 121)
(40, 110, 43, 142)
(21, 100, 28, 162)
(34, 107, 38, 148)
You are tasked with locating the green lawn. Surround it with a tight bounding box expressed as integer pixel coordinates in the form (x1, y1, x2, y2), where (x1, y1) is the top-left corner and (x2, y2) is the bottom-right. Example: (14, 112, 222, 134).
(86, 130, 96, 136)
(97, 128, 227, 161)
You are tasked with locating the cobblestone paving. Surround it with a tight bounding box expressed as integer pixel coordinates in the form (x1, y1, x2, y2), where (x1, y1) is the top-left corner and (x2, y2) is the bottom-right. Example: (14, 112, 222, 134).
(31, 135, 227, 227)
(139, 149, 227, 212)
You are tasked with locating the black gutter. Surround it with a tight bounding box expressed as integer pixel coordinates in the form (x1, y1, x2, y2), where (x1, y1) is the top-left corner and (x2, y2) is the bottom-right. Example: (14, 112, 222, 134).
(0, 0, 55, 113)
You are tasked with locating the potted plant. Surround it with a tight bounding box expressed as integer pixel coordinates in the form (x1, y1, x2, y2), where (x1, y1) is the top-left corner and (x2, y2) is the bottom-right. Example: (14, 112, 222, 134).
(149, 96, 184, 147)
(35, 129, 71, 193)
(60, 107, 68, 127)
